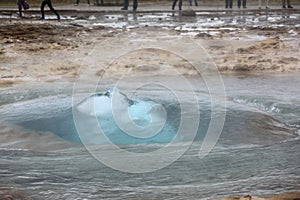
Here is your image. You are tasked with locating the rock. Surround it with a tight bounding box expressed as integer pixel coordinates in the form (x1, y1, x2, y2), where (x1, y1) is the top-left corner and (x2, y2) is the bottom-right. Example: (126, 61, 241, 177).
(0, 12, 12, 16)
(196, 32, 213, 38)
(181, 9, 196, 16)
(75, 15, 89, 20)
(224, 195, 253, 200)
(0, 185, 30, 200)
(233, 64, 256, 71)
(224, 192, 300, 200)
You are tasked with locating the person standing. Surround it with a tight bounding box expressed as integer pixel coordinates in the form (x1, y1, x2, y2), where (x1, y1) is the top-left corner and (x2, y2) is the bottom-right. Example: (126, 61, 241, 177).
(121, 0, 138, 11)
(17, 0, 25, 18)
(189, 0, 198, 6)
(172, 0, 182, 10)
(265, 0, 269, 9)
(94, 0, 104, 5)
(282, 0, 293, 8)
(237, 0, 246, 8)
(258, 0, 271, 9)
(17, 0, 29, 18)
(225, 0, 233, 8)
(40, 0, 60, 21)
(75, 0, 90, 6)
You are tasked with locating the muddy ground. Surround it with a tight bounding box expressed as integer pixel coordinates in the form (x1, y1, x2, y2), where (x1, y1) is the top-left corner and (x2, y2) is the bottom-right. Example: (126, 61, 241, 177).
(0, 19, 119, 88)
(0, 10, 299, 89)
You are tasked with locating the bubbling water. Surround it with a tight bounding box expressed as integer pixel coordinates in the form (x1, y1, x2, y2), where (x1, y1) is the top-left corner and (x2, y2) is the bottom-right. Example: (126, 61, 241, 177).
(74, 87, 178, 144)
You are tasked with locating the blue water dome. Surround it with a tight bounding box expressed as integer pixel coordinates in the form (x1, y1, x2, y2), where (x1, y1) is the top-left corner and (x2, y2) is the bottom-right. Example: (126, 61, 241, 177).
(74, 88, 178, 145)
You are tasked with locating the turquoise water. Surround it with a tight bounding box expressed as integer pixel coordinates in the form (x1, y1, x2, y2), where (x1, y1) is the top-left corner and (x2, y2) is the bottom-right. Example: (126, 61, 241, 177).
(0, 74, 299, 199)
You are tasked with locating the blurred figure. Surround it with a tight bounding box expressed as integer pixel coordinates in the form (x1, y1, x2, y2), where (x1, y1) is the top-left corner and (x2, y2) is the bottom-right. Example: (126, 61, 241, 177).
(17, 0, 29, 18)
(94, 0, 103, 5)
(75, 0, 90, 5)
(237, 0, 246, 8)
(40, 0, 60, 21)
(265, 0, 269, 9)
(282, 0, 293, 8)
(121, 0, 138, 11)
(17, 0, 25, 18)
(172, 0, 182, 10)
(189, 0, 198, 6)
(258, 0, 270, 9)
(225, 0, 233, 8)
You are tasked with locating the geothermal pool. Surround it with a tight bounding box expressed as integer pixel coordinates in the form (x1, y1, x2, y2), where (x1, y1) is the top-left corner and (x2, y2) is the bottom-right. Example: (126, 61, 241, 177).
(0, 74, 299, 199)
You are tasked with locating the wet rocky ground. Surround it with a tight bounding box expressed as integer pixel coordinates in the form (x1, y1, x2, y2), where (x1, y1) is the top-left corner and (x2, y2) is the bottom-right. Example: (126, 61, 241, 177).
(0, 8, 299, 90)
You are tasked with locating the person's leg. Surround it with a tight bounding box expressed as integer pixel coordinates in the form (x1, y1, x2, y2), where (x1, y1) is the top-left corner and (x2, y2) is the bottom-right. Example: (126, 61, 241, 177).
(243, 0, 246, 8)
(76, 0, 79, 4)
(265, 0, 269, 8)
(40, 0, 46, 19)
(87, 0, 90, 4)
(237, 0, 241, 8)
(122, 0, 129, 9)
(282, 0, 286, 8)
(178, 0, 182, 10)
(17, 0, 23, 17)
(287, 0, 292, 7)
(133, 0, 138, 10)
(47, 0, 60, 19)
(189, 0, 192, 6)
(225, 0, 228, 8)
(124, 0, 129, 9)
(172, 0, 178, 10)
(194, 0, 198, 6)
